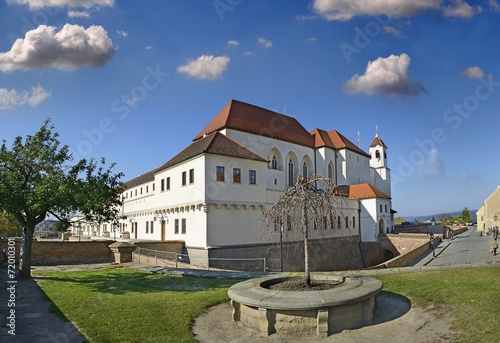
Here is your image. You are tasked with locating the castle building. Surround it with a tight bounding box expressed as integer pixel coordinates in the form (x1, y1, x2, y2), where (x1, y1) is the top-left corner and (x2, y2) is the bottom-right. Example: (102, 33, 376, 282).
(73, 100, 394, 271)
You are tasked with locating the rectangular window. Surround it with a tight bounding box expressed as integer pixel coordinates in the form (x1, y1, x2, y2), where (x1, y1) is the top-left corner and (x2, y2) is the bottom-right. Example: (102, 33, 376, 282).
(233, 168, 241, 183)
(140, 187, 143, 195)
(135, 189, 137, 196)
(189, 169, 194, 184)
(380, 204, 383, 212)
(175, 219, 179, 234)
(216, 166, 225, 181)
(353, 216, 356, 228)
(385, 205, 388, 213)
(161, 179, 165, 192)
(323, 217, 327, 230)
(167, 177, 170, 190)
(182, 171, 187, 186)
(146, 185, 148, 193)
(338, 216, 341, 228)
(146, 221, 149, 233)
(249, 170, 256, 184)
(150, 221, 154, 234)
(287, 215, 292, 231)
(345, 216, 349, 228)
(182, 218, 186, 234)
(330, 215, 334, 229)
(153, 183, 155, 191)
(130, 191, 132, 198)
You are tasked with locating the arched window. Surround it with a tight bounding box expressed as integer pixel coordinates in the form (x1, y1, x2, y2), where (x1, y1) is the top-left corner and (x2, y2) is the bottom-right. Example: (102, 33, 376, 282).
(288, 159, 294, 186)
(375, 150, 380, 159)
(302, 162, 308, 178)
(328, 163, 333, 180)
(271, 155, 277, 169)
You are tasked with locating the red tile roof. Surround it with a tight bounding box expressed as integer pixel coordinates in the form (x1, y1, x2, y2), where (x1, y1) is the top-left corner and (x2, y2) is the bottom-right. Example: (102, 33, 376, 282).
(370, 136, 387, 148)
(310, 128, 335, 148)
(327, 130, 370, 157)
(337, 183, 391, 199)
(193, 100, 315, 147)
(123, 169, 156, 189)
(156, 131, 267, 173)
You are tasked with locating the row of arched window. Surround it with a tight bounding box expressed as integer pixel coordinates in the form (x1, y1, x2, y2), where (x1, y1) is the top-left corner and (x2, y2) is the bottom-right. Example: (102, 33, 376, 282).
(269, 151, 334, 186)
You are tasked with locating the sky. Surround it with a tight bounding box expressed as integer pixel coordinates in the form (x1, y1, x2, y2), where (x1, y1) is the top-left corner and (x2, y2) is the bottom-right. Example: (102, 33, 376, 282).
(0, 0, 499, 218)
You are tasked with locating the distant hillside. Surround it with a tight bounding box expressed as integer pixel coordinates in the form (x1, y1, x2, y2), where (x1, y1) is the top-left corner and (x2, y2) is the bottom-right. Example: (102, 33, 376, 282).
(404, 210, 477, 223)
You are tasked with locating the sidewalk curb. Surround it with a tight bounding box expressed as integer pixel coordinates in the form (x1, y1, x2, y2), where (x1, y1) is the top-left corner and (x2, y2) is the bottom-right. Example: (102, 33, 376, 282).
(423, 241, 452, 266)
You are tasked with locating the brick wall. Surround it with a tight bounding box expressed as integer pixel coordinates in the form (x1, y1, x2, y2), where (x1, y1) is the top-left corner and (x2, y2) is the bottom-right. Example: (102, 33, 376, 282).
(133, 241, 185, 254)
(0, 238, 113, 265)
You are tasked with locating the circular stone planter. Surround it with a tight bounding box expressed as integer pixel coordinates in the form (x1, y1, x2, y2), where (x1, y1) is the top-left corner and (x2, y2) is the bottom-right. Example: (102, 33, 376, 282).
(228, 275, 383, 336)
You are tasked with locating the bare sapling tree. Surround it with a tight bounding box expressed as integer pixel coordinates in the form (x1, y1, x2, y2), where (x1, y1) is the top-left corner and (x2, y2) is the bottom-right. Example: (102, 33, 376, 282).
(261, 174, 350, 286)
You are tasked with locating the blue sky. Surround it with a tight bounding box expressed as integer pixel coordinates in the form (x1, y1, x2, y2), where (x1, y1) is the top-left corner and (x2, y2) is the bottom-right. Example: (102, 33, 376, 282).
(0, 0, 499, 218)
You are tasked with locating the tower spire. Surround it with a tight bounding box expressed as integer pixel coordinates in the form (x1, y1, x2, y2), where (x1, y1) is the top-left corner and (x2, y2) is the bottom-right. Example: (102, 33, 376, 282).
(375, 125, 378, 138)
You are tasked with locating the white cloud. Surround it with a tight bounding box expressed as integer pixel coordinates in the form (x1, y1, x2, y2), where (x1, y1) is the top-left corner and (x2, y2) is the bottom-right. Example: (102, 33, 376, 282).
(490, 0, 500, 12)
(307, 37, 317, 42)
(416, 148, 444, 180)
(0, 84, 51, 111)
(68, 10, 90, 17)
(442, 0, 482, 19)
(116, 30, 128, 38)
(343, 53, 425, 97)
(7, 0, 114, 9)
(0, 24, 116, 72)
(177, 55, 230, 80)
(257, 37, 272, 48)
(311, 0, 441, 21)
(382, 26, 404, 37)
(459, 66, 486, 79)
(145, 45, 153, 50)
(227, 40, 239, 46)
(26, 84, 52, 106)
(243, 51, 255, 55)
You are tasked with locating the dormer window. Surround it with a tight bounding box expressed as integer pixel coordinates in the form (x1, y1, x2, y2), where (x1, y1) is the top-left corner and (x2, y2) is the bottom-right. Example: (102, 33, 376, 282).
(271, 155, 277, 170)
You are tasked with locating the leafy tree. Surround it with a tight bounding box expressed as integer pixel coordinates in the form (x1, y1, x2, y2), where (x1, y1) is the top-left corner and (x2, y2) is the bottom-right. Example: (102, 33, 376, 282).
(261, 175, 348, 286)
(440, 214, 453, 227)
(460, 207, 471, 223)
(0, 119, 123, 278)
(394, 217, 406, 225)
(0, 212, 22, 236)
(414, 219, 423, 223)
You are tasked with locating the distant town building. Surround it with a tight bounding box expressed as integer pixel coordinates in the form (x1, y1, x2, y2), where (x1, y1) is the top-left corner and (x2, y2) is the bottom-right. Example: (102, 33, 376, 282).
(477, 186, 500, 234)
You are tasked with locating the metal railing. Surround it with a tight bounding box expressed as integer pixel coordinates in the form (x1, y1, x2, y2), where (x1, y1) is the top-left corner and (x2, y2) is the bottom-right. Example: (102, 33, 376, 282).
(133, 247, 274, 272)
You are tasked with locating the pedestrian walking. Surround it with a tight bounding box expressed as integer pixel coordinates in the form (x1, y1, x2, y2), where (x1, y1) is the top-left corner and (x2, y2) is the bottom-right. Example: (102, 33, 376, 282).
(492, 239, 499, 256)
(494, 227, 499, 240)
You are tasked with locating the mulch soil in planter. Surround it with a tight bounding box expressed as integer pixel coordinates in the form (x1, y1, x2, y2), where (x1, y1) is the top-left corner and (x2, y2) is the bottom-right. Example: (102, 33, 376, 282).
(268, 279, 345, 291)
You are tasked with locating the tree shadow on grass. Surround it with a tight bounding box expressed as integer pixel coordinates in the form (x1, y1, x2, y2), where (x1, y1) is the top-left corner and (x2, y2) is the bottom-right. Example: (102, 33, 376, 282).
(34, 269, 238, 295)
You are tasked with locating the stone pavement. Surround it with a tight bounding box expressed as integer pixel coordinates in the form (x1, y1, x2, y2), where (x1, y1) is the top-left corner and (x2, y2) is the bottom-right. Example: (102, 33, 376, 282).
(0, 265, 89, 343)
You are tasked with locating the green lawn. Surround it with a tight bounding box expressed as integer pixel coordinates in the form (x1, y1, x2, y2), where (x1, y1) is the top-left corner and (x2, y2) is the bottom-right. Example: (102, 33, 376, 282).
(35, 267, 500, 343)
(35, 269, 237, 343)
(375, 267, 500, 343)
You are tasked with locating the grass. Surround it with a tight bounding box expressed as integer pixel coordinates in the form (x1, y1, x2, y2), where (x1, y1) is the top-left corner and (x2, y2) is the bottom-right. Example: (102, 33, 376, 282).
(35, 269, 238, 343)
(35, 267, 500, 342)
(374, 267, 500, 343)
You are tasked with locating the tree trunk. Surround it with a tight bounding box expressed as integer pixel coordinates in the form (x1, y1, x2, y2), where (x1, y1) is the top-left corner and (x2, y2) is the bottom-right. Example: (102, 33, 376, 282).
(302, 203, 311, 286)
(19, 224, 35, 278)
